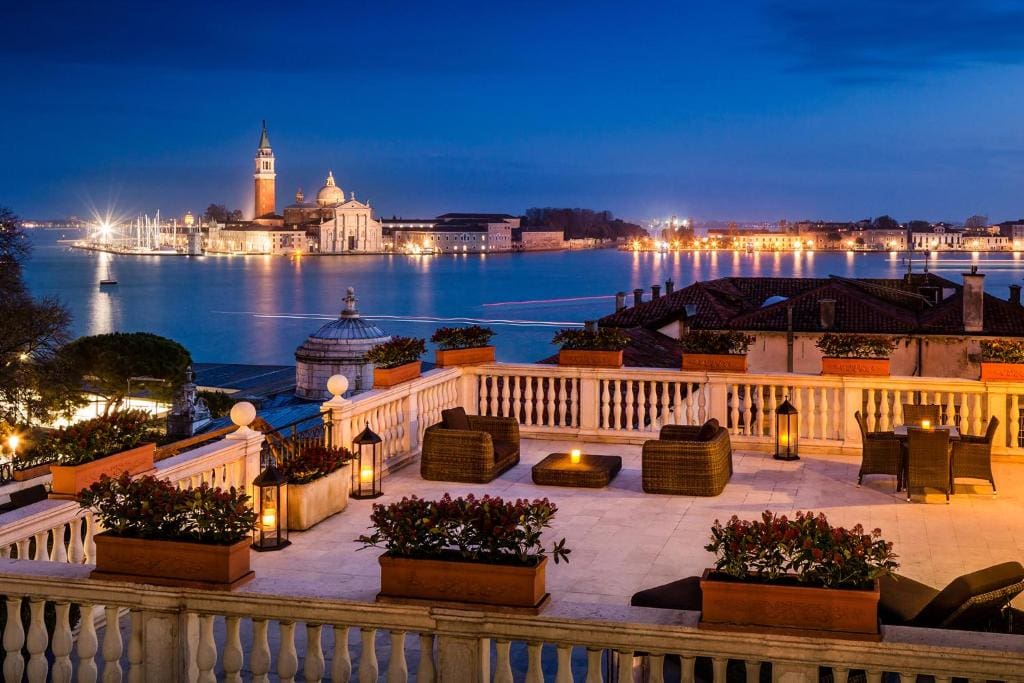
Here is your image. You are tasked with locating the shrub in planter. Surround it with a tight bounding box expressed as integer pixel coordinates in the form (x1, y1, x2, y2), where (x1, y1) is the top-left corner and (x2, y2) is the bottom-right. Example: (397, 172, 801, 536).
(431, 326, 496, 366)
(816, 333, 896, 376)
(281, 445, 355, 530)
(367, 337, 427, 387)
(701, 511, 898, 637)
(46, 411, 156, 497)
(979, 339, 1024, 380)
(80, 473, 257, 589)
(680, 330, 754, 372)
(552, 328, 630, 367)
(358, 493, 570, 612)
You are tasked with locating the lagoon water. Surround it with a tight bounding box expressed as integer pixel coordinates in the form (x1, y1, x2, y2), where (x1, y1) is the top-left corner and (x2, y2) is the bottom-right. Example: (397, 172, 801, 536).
(23, 229, 1024, 365)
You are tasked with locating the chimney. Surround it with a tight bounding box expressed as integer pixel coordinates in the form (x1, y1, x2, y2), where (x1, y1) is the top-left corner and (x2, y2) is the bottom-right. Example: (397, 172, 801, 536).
(584, 320, 598, 333)
(651, 284, 661, 300)
(615, 291, 626, 312)
(1011, 284, 1021, 306)
(633, 288, 644, 307)
(665, 279, 674, 295)
(962, 266, 985, 333)
(819, 299, 836, 330)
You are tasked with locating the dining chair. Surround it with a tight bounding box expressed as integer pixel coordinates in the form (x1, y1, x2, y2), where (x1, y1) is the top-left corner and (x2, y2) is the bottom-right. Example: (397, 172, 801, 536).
(902, 403, 942, 426)
(854, 410, 902, 490)
(905, 426, 951, 502)
(952, 415, 999, 495)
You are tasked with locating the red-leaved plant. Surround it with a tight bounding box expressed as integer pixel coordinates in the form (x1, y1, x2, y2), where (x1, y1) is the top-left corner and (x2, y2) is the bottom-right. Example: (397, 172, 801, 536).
(47, 410, 153, 466)
(704, 511, 898, 589)
(280, 445, 353, 485)
(357, 493, 570, 566)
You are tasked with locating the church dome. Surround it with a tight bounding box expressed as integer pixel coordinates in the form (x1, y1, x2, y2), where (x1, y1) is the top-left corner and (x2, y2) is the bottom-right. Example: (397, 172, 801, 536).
(316, 171, 345, 207)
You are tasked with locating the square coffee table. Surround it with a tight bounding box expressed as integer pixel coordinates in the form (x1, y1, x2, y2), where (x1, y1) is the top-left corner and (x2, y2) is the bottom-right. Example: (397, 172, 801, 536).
(531, 453, 622, 488)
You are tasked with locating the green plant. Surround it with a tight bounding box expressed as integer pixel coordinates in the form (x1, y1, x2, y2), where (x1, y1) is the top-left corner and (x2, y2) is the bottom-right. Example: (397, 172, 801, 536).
(980, 339, 1024, 364)
(705, 511, 898, 589)
(79, 472, 256, 545)
(366, 337, 427, 369)
(280, 445, 353, 485)
(816, 333, 895, 359)
(430, 325, 495, 350)
(358, 493, 570, 566)
(551, 328, 630, 351)
(46, 411, 154, 466)
(679, 330, 754, 355)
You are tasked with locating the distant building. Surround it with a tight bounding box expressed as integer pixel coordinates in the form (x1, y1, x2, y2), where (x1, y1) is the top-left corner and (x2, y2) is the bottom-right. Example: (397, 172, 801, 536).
(205, 221, 308, 255)
(282, 172, 383, 253)
(385, 213, 519, 253)
(254, 121, 276, 219)
(514, 227, 566, 251)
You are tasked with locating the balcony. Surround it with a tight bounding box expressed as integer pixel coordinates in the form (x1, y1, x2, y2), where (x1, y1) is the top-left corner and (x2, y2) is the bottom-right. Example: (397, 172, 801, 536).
(1, 364, 1023, 681)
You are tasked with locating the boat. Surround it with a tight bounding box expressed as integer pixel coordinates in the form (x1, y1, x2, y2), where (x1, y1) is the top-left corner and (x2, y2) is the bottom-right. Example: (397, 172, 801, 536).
(99, 279, 118, 286)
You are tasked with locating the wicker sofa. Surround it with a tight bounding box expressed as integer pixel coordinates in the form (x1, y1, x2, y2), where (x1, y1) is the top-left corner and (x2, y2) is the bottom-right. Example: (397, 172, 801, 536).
(641, 421, 733, 496)
(420, 408, 520, 483)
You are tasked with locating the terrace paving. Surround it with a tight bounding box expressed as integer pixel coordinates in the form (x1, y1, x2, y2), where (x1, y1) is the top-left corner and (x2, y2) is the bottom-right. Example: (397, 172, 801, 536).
(248, 438, 1024, 611)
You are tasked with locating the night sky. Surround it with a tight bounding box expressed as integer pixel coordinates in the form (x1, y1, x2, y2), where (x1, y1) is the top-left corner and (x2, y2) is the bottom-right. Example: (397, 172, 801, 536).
(3, 1, 1024, 222)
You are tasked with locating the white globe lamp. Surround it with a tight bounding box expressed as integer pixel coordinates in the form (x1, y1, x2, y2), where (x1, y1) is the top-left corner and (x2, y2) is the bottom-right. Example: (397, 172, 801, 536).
(327, 374, 349, 399)
(230, 401, 257, 430)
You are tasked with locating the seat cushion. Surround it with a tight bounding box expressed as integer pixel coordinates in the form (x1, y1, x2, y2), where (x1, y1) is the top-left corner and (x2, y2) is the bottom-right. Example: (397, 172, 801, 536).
(441, 407, 471, 431)
(912, 562, 1024, 627)
(631, 577, 702, 611)
(493, 440, 518, 463)
(879, 574, 939, 625)
(696, 419, 720, 441)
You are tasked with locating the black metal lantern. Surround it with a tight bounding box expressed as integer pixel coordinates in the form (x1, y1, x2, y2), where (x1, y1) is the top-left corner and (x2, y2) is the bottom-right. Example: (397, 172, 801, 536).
(774, 397, 799, 461)
(352, 422, 383, 499)
(252, 462, 290, 551)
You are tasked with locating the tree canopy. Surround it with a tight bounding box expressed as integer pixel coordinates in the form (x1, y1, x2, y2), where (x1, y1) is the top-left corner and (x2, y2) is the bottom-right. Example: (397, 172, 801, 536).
(522, 207, 646, 240)
(203, 204, 244, 223)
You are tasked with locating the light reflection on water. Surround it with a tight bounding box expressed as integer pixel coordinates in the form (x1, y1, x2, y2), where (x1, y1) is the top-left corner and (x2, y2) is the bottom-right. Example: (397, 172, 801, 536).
(23, 229, 1024, 365)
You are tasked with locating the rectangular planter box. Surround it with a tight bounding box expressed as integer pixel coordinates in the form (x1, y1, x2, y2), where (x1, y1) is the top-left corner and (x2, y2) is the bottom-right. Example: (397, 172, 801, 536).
(435, 346, 495, 367)
(373, 361, 422, 388)
(682, 353, 748, 373)
(821, 357, 890, 377)
(91, 533, 253, 590)
(287, 463, 351, 531)
(377, 554, 549, 614)
(50, 442, 156, 499)
(700, 569, 879, 639)
(980, 362, 1024, 381)
(558, 349, 623, 368)
(13, 463, 51, 481)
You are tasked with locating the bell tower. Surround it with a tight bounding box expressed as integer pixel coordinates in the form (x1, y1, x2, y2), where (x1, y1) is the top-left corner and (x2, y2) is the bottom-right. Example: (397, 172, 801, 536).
(254, 120, 276, 218)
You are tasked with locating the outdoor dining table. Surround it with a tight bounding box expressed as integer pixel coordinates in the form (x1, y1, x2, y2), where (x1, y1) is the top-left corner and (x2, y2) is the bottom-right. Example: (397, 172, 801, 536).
(892, 424, 960, 492)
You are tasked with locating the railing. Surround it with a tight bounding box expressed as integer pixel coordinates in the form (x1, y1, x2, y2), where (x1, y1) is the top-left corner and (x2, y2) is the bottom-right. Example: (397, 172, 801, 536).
(256, 411, 334, 465)
(0, 561, 1021, 683)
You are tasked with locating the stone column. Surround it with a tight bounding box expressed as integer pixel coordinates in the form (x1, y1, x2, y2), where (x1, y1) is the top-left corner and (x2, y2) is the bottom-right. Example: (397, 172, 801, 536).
(437, 634, 489, 682)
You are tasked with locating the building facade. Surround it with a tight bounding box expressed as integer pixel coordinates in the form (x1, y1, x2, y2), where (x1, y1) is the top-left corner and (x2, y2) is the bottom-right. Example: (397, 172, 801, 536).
(205, 222, 308, 255)
(515, 228, 566, 251)
(282, 172, 383, 253)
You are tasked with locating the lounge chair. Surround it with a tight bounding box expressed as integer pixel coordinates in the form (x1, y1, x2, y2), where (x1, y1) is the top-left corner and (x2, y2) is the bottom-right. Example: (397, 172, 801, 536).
(952, 415, 998, 494)
(641, 420, 732, 496)
(420, 407, 520, 483)
(855, 410, 902, 490)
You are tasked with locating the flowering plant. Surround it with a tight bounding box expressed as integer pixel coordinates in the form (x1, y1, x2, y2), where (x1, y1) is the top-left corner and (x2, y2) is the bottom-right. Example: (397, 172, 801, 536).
(357, 493, 570, 566)
(680, 330, 754, 355)
(47, 411, 153, 466)
(816, 333, 895, 359)
(280, 445, 353, 485)
(366, 336, 427, 369)
(430, 325, 495, 350)
(552, 328, 630, 351)
(980, 339, 1024, 364)
(79, 472, 257, 545)
(704, 511, 898, 589)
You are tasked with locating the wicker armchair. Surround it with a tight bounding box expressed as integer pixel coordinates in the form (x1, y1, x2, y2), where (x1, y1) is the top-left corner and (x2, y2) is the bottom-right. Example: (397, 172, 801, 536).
(855, 411, 902, 490)
(952, 415, 998, 494)
(421, 414, 520, 483)
(641, 422, 732, 496)
(902, 403, 941, 426)
(905, 426, 951, 502)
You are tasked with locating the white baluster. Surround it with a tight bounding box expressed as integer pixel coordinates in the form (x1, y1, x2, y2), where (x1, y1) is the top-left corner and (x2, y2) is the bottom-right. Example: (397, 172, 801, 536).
(681, 655, 696, 683)
(524, 375, 536, 426)
(494, 640, 514, 683)
(387, 631, 407, 683)
(32, 531, 47, 561)
(729, 383, 739, 434)
(546, 377, 558, 427)
(511, 375, 523, 424)
(51, 602, 74, 683)
(4, 597, 25, 683)
(625, 380, 636, 430)
(500, 375, 512, 418)
(417, 634, 435, 683)
(600, 380, 610, 429)
(555, 644, 573, 683)
(68, 516, 85, 564)
(616, 650, 633, 682)
(195, 614, 217, 683)
(222, 617, 243, 683)
(1012, 395, 1021, 448)
(102, 605, 123, 683)
(636, 381, 649, 431)
(558, 377, 569, 427)
(85, 512, 97, 563)
(697, 382, 708, 422)
(127, 611, 143, 683)
(712, 657, 727, 682)
(806, 386, 817, 439)
(77, 603, 99, 683)
(972, 392, 983, 434)
(251, 619, 271, 683)
(585, 648, 604, 683)
(525, 642, 543, 683)
(488, 377, 499, 416)
(306, 624, 325, 683)
(331, 626, 352, 682)
(26, 598, 48, 682)
(52, 523, 69, 563)
(611, 380, 622, 430)
(831, 667, 849, 683)
(277, 621, 298, 683)
(648, 653, 665, 683)
(359, 628, 378, 683)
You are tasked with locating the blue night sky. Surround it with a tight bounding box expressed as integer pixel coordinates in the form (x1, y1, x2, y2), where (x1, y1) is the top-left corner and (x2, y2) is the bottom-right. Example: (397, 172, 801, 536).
(3, 1, 1024, 223)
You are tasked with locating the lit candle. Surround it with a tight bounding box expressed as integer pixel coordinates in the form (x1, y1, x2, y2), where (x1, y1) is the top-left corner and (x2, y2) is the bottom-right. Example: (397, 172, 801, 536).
(261, 506, 277, 530)
(921, 419, 931, 430)
(360, 466, 374, 484)
(6, 435, 18, 455)
(570, 449, 582, 464)
(778, 434, 789, 446)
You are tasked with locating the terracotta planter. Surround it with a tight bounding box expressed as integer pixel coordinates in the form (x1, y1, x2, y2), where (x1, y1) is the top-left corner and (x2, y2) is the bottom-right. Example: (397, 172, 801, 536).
(980, 361, 1024, 381)
(821, 357, 890, 377)
(377, 554, 549, 613)
(91, 533, 253, 590)
(435, 346, 495, 367)
(287, 464, 351, 531)
(373, 361, 422, 388)
(682, 353, 748, 373)
(700, 569, 879, 640)
(49, 443, 156, 500)
(558, 349, 623, 368)
(13, 463, 51, 481)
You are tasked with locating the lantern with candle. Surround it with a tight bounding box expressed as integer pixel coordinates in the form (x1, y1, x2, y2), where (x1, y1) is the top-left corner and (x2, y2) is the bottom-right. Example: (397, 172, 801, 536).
(774, 397, 799, 461)
(352, 422, 383, 499)
(570, 448, 582, 464)
(252, 462, 290, 551)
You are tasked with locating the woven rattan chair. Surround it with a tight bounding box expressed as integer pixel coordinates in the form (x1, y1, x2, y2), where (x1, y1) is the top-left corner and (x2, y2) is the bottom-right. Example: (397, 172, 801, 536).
(905, 426, 951, 502)
(952, 415, 999, 494)
(641, 421, 732, 496)
(421, 412, 520, 483)
(854, 410, 903, 490)
(902, 403, 942, 426)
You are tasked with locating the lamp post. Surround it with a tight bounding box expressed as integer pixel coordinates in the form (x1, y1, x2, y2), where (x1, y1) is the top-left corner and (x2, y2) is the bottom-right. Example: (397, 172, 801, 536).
(351, 422, 383, 499)
(774, 397, 799, 461)
(251, 462, 290, 551)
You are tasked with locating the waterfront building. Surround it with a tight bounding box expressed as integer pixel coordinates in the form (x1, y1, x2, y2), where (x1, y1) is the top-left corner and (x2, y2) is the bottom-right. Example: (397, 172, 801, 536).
(294, 287, 389, 400)
(514, 226, 566, 250)
(205, 220, 308, 255)
(282, 173, 383, 253)
(385, 213, 519, 253)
